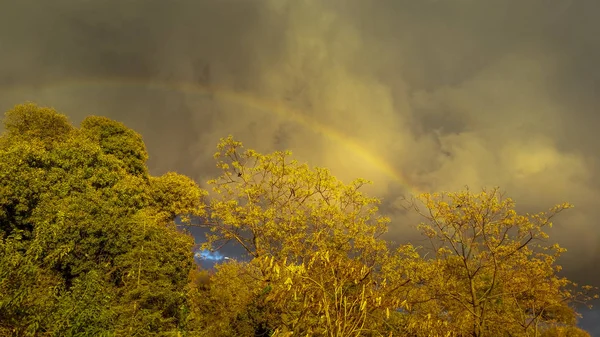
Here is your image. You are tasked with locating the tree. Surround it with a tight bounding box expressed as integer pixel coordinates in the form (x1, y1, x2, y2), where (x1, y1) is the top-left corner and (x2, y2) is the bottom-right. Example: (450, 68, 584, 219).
(407, 188, 598, 336)
(2, 102, 72, 144)
(3, 103, 594, 337)
(0, 103, 205, 336)
(186, 260, 272, 337)
(81, 115, 149, 176)
(200, 136, 415, 335)
(541, 326, 591, 337)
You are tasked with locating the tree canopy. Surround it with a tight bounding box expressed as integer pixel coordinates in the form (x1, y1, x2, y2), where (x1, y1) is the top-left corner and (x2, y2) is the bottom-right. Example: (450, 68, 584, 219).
(0, 103, 205, 336)
(403, 190, 597, 336)
(0, 103, 596, 336)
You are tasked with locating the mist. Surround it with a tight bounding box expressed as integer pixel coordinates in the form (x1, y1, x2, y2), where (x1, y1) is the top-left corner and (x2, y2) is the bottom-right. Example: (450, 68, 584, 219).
(2, 0, 599, 331)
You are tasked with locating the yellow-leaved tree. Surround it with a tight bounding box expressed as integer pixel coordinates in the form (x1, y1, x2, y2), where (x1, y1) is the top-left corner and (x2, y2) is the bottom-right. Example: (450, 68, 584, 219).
(196, 136, 416, 336)
(405, 188, 597, 337)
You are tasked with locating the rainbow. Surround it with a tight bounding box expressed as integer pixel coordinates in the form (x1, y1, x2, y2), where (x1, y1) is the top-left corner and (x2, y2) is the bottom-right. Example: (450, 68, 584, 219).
(1, 77, 424, 196)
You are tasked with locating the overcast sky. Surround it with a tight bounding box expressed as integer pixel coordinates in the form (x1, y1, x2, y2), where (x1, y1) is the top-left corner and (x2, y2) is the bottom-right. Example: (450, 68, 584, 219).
(1, 0, 599, 332)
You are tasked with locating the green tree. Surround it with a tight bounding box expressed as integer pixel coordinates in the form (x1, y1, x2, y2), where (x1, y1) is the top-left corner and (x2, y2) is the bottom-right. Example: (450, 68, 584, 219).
(81, 115, 149, 176)
(0, 103, 205, 336)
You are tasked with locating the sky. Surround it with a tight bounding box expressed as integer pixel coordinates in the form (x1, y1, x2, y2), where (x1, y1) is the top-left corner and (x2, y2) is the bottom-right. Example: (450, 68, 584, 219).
(1, 0, 599, 332)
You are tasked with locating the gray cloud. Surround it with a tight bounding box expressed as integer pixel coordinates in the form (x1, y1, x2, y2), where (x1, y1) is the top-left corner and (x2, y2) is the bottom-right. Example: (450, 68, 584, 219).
(2, 0, 599, 327)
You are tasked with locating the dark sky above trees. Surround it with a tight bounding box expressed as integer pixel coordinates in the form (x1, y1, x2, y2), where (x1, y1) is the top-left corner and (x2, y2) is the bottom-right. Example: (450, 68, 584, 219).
(1, 0, 599, 331)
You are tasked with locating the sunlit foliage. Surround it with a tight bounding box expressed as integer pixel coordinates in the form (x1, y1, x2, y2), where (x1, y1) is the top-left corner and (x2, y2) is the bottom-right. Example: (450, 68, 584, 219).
(404, 189, 598, 336)
(1, 104, 595, 336)
(197, 138, 596, 336)
(186, 261, 271, 337)
(197, 136, 417, 335)
(0, 103, 205, 336)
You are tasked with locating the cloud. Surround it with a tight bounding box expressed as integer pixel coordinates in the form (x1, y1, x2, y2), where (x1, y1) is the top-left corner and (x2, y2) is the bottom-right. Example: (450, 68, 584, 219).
(195, 249, 225, 262)
(2, 0, 599, 323)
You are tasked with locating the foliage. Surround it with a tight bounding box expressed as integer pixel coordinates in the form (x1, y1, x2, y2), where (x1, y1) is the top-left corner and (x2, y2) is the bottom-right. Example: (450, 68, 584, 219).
(541, 325, 591, 337)
(81, 115, 149, 176)
(0, 103, 204, 336)
(204, 136, 389, 260)
(3, 102, 72, 144)
(406, 188, 598, 336)
(193, 138, 596, 337)
(1, 104, 596, 337)
(199, 136, 416, 335)
(186, 261, 271, 337)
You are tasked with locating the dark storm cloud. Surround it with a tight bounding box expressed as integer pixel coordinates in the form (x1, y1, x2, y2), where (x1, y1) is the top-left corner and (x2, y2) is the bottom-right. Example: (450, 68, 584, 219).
(2, 0, 599, 329)
(1, 0, 288, 177)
